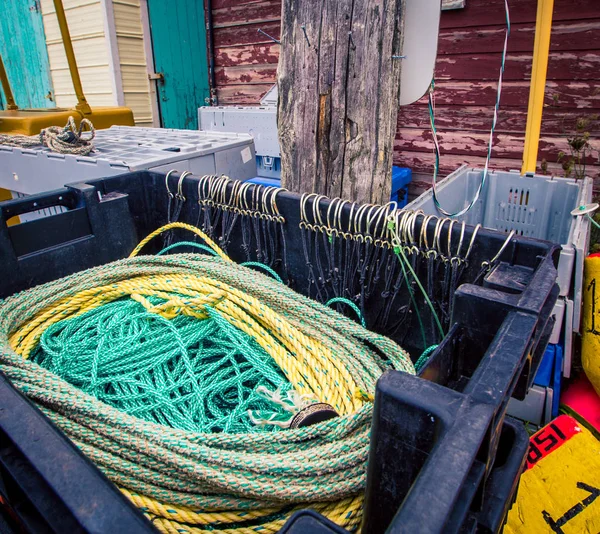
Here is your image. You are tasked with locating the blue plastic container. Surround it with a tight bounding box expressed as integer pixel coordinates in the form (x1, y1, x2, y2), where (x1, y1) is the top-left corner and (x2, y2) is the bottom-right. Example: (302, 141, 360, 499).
(246, 176, 281, 188)
(391, 166, 412, 208)
(533, 344, 563, 418)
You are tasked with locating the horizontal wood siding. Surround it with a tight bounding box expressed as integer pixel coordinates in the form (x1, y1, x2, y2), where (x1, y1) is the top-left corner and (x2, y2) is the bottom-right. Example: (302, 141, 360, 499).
(40, 0, 115, 108)
(211, 0, 600, 188)
(113, 0, 154, 126)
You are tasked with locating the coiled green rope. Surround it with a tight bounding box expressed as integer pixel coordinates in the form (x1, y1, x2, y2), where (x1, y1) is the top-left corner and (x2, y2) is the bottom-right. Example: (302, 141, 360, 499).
(33, 297, 291, 434)
(0, 246, 414, 533)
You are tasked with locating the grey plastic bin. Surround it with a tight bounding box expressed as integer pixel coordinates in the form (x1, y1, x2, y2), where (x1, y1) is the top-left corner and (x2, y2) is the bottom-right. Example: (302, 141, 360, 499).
(199, 106, 279, 158)
(407, 166, 593, 340)
(0, 126, 257, 196)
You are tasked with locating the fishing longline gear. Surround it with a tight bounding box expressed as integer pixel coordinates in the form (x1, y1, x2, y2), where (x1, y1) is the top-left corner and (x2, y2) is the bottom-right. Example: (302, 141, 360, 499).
(297, 192, 516, 352)
(0, 222, 415, 533)
(164, 170, 191, 248)
(194, 175, 289, 281)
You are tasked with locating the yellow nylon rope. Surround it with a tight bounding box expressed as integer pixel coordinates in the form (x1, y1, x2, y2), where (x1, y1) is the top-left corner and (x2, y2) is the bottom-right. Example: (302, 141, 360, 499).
(8, 222, 396, 531)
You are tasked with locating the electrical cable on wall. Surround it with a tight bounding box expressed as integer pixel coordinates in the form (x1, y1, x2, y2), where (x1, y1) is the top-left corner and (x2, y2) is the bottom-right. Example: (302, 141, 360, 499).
(429, 0, 511, 217)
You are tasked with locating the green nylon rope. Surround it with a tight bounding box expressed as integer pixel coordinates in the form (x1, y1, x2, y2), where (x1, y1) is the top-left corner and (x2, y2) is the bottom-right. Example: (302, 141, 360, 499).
(239, 262, 284, 284)
(158, 241, 219, 257)
(414, 345, 439, 373)
(0, 254, 415, 516)
(32, 296, 291, 434)
(325, 298, 366, 328)
(158, 242, 284, 284)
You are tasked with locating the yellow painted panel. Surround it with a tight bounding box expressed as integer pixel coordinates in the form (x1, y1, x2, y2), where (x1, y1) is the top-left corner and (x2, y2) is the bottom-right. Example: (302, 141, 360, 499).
(113, 0, 154, 126)
(113, 3, 144, 36)
(120, 66, 150, 91)
(47, 37, 109, 69)
(116, 36, 146, 65)
(113, 0, 140, 8)
(41, 0, 99, 12)
(40, 0, 113, 111)
(42, 3, 104, 41)
(52, 92, 115, 109)
(51, 66, 113, 94)
(123, 93, 152, 123)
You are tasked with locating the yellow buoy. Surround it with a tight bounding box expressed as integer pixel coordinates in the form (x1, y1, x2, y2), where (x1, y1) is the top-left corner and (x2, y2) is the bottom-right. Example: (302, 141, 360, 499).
(505, 414, 600, 533)
(581, 253, 600, 396)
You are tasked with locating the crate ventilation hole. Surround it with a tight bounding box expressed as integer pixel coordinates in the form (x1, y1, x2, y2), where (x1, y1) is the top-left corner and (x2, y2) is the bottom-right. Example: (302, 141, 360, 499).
(497, 187, 536, 236)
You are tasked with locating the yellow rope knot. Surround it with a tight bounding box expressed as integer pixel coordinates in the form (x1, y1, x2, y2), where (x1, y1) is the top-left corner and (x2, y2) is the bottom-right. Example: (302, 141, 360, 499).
(354, 388, 375, 403)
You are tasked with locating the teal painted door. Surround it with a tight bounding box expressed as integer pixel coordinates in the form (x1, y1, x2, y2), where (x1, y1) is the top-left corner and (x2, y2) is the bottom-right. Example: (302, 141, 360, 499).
(147, 0, 210, 129)
(0, 0, 55, 109)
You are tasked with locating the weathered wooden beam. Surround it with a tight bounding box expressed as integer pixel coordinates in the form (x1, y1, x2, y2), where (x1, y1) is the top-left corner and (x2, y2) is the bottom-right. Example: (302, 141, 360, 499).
(278, 0, 405, 204)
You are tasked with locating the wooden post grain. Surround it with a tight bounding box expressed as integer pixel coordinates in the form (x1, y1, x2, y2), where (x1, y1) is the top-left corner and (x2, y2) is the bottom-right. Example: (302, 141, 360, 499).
(278, 0, 405, 205)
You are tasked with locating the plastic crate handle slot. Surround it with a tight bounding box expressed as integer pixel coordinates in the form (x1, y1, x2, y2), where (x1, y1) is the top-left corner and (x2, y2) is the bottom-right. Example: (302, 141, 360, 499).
(0, 184, 136, 263)
(0, 191, 80, 222)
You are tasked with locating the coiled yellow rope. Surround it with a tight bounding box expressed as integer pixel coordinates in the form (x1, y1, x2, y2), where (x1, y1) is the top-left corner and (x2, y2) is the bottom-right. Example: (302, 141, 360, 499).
(0, 222, 414, 532)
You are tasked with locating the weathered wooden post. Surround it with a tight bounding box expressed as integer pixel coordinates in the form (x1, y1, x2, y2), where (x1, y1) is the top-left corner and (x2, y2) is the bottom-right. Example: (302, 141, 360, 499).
(278, 0, 405, 205)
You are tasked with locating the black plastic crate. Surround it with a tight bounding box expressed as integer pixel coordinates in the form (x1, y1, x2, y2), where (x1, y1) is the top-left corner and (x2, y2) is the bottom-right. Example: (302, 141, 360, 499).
(279, 510, 349, 534)
(281, 416, 529, 534)
(0, 171, 559, 533)
(0, 374, 155, 534)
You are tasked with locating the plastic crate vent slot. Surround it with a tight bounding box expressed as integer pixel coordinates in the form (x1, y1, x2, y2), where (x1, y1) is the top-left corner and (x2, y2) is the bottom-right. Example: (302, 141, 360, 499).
(496, 187, 536, 237)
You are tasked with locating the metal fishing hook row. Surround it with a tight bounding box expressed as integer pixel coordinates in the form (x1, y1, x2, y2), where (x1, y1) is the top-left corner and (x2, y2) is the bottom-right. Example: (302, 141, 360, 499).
(387, 210, 482, 267)
(165, 172, 287, 224)
(197, 175, 286, 224)
(298, 194, 485, 267)
(299, 195, 398, 247)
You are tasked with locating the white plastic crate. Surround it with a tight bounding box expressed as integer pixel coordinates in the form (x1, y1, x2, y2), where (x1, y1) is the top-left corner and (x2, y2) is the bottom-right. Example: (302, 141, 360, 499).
(407, 167, 593, 334)
(549, 297, 565, 345)
(507, 385, 553, 427)
(199, 106, 279, 158)
(563, 299, 574, 378)
(0, 126, 257, 196)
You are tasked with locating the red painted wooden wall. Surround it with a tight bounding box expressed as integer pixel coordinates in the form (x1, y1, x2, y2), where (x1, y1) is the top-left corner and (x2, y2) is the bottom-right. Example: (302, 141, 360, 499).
(210, 0, 600, 192)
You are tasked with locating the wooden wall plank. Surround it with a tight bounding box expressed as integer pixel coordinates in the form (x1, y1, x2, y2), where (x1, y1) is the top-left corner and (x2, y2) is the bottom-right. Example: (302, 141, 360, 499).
(414, 81, 600, 109)
(394, 129, 600, 165)
(216, 83, 273, 104)
(398, 107, 600, 135)
(215, 64, 277, 85)
(438, 20, 600, 56)
(435, 51, 600, 81)
(214, 21, 281, 48)
(439, 0, 599, 29)
(214, 46, 600, 83)
(215, 43, 280, 67)
(212, 0, 281, 28)
(394, 151, 599, 179)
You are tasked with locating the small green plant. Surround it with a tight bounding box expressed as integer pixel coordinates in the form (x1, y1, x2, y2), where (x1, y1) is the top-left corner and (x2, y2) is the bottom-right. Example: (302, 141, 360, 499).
(557, 115, 598, 180)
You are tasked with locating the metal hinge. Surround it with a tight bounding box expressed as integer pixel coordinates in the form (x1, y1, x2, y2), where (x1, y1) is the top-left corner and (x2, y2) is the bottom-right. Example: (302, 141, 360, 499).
(148, 72, 164, 82)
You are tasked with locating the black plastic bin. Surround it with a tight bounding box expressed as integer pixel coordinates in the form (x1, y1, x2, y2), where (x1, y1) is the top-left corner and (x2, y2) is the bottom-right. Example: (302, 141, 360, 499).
(280, 416, 529, 534)
(0, 374, 156, 534)
(0, 171, 558, 533)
